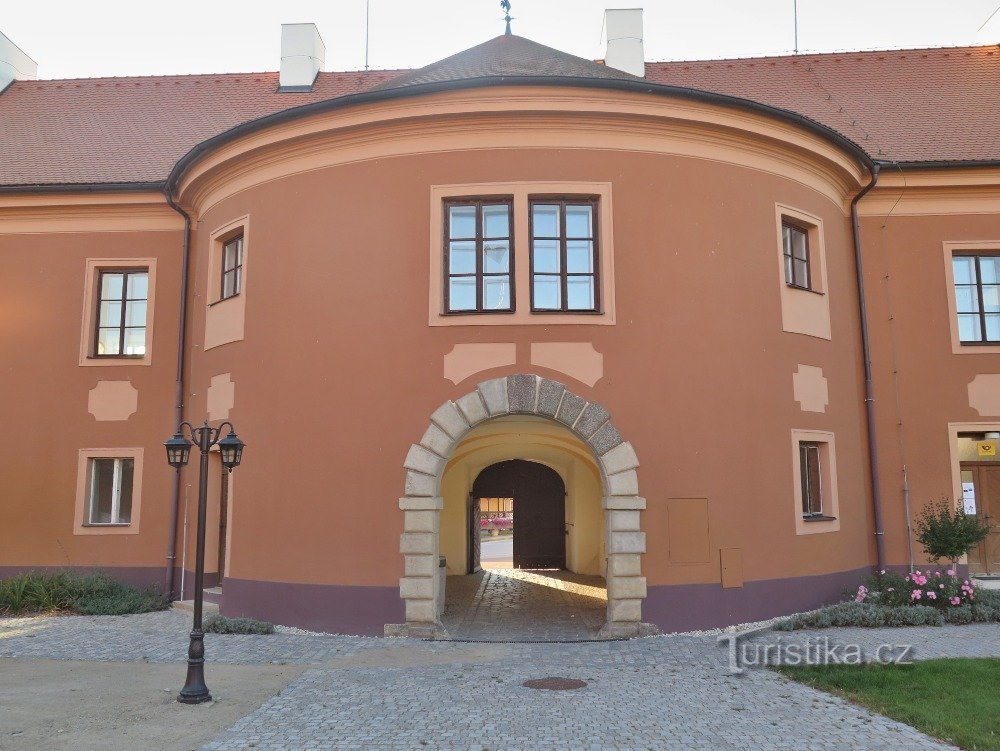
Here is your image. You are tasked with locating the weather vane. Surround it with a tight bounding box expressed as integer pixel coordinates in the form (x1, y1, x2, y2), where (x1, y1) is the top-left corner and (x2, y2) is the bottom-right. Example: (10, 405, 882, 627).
(500, 0, 512, 35)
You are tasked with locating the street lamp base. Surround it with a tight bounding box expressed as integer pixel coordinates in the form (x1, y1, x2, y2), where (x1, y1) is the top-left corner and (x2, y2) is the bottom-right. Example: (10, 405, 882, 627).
(178, 629, 211, 704)
(177, 687, 213, 704)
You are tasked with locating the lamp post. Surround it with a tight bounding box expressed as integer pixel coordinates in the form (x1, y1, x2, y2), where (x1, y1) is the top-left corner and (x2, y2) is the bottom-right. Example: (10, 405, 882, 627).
(164, 420, 245, 704)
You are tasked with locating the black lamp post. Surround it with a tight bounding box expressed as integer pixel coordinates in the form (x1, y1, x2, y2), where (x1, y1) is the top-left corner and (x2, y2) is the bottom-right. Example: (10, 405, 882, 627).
(164, 420, 245, 704)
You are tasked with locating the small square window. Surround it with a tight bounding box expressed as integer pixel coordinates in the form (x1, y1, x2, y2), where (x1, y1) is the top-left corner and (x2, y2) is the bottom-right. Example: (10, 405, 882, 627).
(87, 457, 134, 525)
(782, 222, 811, 290)
(221, 235, 244, 301)
(94, 269, 149, 357)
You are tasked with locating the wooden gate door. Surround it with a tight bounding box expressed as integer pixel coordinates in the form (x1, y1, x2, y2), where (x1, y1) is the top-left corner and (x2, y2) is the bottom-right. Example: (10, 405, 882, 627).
(472, 459, 566, 570)
(964, 463, 1000, 575)
(467, 491, 481, 574)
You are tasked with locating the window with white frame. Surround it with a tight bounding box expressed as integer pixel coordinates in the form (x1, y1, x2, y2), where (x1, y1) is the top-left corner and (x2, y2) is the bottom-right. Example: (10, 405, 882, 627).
(87, 457, 135, 525)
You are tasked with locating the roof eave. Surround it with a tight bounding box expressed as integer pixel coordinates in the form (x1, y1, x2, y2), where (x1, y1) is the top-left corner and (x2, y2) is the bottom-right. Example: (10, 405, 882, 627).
(0, 180, 166, 195)
(165, 74, 876, 196)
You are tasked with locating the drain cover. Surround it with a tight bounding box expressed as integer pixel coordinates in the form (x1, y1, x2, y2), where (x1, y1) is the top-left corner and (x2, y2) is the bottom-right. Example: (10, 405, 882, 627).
(522, 677, 587, 691)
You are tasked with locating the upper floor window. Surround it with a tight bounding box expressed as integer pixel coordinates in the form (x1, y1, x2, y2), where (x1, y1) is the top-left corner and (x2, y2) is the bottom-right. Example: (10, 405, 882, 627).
(95, 269, 148, 357)
(87, 457, 134, 525)
(782, 221, 810, 290)
(953, 254, 1000, 344)
(444, 200, 513, 313)
(530, 199, 599, 312)
(221, 235, 244, 301)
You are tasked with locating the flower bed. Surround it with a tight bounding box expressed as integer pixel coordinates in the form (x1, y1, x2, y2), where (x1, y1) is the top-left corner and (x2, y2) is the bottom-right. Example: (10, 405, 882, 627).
(775, 569, 1000, 630)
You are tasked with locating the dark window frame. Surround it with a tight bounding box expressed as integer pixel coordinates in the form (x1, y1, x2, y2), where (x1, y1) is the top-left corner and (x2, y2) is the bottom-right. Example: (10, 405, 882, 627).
(799, 441, 823, 517)
(93, 268, 149, 359)
(220, 234, 244, 301)
(529, 197, 601, 313)
(443, 198, 515, 315)
(953, 252, 1000, 346)
(782, 220, 812, 291)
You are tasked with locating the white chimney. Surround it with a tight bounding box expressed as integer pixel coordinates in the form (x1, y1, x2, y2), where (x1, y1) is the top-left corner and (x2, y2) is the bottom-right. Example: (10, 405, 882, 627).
(604, 9, 645, 78)
(279, 23, 325, 91)
(0, 30, 37, 93)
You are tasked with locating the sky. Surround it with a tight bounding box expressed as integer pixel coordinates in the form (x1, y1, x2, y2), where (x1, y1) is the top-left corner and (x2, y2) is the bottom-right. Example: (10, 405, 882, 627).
(3, 0, 999, 80)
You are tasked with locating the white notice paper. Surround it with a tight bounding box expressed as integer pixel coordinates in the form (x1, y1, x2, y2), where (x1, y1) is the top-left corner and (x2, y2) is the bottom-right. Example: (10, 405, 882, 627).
(962, 481, 977, 514)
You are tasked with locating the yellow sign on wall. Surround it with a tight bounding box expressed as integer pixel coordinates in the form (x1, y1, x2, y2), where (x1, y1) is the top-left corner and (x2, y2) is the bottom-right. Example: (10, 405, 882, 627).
(978, 442, 997, 457)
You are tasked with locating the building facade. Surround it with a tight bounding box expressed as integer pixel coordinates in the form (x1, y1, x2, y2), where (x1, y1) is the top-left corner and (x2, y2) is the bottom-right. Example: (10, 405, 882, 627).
(1, 18, 998, 635)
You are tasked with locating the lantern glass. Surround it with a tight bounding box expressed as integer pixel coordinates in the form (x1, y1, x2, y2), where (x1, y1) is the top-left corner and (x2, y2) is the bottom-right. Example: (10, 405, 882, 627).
(217, 431, 244, 471)
(164, 433, 191, 468)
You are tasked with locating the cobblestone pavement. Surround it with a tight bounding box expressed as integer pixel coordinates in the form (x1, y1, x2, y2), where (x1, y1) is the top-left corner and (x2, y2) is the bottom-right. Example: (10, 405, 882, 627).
(442, 569, 607, 641)
(2, 610, 998, 750)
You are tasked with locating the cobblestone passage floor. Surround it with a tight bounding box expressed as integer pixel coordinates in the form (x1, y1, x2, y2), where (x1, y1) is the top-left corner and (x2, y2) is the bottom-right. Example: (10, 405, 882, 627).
(442, 568, 608, 641)
(2, 610, 998, 750)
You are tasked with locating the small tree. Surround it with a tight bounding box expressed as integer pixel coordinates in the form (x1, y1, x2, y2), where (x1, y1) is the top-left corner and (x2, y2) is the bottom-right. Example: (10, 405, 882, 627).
(914, 498, 990, 565)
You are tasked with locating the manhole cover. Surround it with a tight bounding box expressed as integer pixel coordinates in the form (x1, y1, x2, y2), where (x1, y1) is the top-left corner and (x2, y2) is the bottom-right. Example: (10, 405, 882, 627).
(522, 677, 587, 691)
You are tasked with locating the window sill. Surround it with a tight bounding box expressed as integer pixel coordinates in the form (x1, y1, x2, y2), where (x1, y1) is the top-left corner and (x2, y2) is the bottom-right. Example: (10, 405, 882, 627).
(802, 514, 837, 522)
(83, 523, 131, 528)
(959, 341, 1000, 347)
(530, 308, 603, 315)
(209, 294, 241, 308)
(785, 283, 825, 296)
(442, 308, 516, 316)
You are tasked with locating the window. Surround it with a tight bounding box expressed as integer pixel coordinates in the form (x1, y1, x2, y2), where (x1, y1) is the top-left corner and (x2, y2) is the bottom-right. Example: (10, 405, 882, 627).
(94, 269, 148, 357)
(444, 200, 513, 313)
(782, 221, 810, 290)
(799, 442, 823, 517)
(87, 457, 134, 525)
(430, 183, 615, 326)
(221, 235, 244, 300)
(530, 199, 599, 312)
(953, 254, 1000, 344)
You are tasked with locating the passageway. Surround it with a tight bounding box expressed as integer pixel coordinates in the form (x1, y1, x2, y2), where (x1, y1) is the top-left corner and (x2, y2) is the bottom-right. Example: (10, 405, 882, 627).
(442, 569, 607, 641)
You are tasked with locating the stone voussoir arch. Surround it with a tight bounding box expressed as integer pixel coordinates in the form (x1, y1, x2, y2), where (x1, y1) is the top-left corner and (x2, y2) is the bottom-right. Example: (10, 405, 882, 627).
(386, 373, 654, 639)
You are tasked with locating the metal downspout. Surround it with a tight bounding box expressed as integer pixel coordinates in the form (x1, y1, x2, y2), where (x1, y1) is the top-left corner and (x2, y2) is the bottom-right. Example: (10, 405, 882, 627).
(850, 163, 886, 570)
(163, 189, 192, 600)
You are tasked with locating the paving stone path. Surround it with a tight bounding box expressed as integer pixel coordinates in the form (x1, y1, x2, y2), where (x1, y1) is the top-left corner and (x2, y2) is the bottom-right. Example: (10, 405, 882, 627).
(2, 610, 997, 750)
(443, 569, 607, 641)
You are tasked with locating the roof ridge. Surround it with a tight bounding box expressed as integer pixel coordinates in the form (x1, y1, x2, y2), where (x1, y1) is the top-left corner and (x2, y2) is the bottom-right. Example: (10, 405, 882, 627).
(26, 68, 410, 84)
(647, 42, 1000, 66)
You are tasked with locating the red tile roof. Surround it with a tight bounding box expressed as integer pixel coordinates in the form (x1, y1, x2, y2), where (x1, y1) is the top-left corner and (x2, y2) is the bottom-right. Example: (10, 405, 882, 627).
(1, 41, 997, 189)
(0, 69, 405, 188)
(645, 45, 1000, 165)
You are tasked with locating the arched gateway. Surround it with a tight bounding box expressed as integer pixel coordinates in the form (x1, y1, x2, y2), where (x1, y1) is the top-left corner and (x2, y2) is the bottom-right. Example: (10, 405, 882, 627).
(386, 374, 655, 638)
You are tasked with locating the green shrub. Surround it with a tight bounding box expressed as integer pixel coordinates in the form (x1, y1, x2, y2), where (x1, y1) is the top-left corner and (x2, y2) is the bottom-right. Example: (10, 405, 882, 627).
(202, 613, 275, 634)
(943, 605, 974, 625)
(914, 499, 990, 564)
(0, 570, 167, 616)
(774, 602, 945, 630)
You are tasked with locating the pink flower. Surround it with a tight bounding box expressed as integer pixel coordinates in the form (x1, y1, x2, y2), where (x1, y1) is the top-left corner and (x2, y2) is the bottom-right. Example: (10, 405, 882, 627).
(947, 569, 956, 576)
(950, 596, 961, 605)
(912, 589, 923, 600)
(887, 587, 895, 592)
(935, 571, 942, 577)
(939, 584, 945, 589)
(927, 591, 937, 600)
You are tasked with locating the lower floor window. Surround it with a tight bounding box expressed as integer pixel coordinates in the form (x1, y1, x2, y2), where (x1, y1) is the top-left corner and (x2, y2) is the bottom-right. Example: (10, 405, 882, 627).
(799, 442, 823, 516)
(88, 457, 134, 525)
